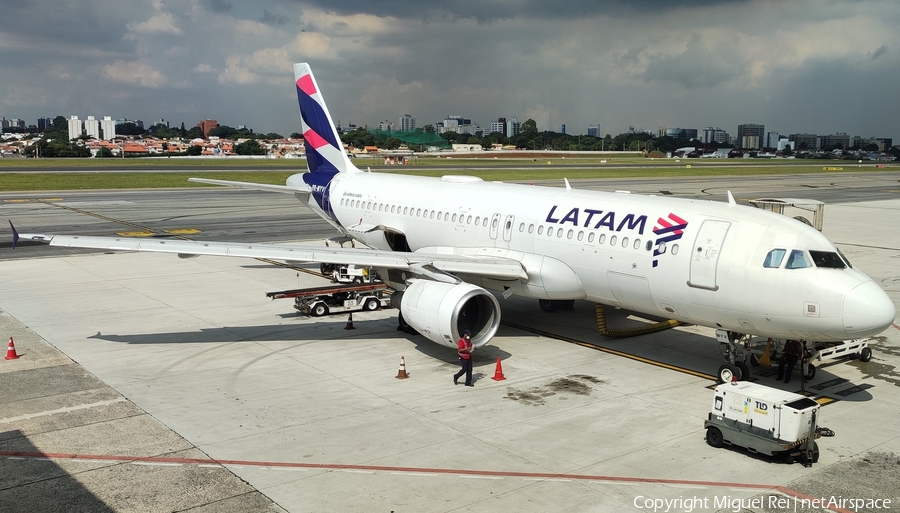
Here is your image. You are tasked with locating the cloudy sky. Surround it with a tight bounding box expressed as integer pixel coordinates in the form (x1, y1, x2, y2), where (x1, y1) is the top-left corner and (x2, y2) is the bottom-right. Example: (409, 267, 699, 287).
(1, 0, 897, 139)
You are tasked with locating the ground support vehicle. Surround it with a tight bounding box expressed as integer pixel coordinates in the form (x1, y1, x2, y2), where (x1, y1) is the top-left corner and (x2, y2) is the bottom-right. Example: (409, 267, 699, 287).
(714, 330, 873, 383)
(330, 264, 381, 284)
(746, 338, 872, 381)
(704, 381, 827, 466)
(267, 283, 391, 317)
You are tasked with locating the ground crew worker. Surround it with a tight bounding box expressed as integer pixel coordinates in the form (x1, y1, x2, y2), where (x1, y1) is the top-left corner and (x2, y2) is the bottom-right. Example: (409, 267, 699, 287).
(453, 330, 474, 387)
(777, 339, 803, 383)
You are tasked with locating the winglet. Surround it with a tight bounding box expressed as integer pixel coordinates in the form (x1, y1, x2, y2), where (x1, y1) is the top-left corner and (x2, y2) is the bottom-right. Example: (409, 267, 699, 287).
(564, 178, 572, 191)
(9, 220, 18, 250)
(727, 191, 736, 205)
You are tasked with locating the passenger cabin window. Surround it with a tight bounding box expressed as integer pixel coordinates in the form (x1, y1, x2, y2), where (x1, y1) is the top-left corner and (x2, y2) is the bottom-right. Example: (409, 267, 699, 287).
(763, 249, 786, 268)
(785, 249, 812, 269)
(810, 250, 846, 269)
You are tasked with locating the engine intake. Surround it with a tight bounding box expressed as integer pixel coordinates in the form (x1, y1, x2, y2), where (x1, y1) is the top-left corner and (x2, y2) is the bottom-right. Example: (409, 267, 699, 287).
(392, 280, 500, 348)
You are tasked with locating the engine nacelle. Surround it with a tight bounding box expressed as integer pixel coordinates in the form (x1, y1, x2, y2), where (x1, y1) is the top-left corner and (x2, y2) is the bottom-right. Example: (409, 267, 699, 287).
(392, 280, 501, 349)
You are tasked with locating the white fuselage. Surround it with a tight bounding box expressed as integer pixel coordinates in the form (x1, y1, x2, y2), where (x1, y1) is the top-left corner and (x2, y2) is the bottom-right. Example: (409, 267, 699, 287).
(310, 171, 894, 343)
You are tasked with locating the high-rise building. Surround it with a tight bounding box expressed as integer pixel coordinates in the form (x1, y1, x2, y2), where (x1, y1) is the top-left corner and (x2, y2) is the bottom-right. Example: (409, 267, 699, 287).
(764, 131, 780, 149)
(84, 116, 100, 139)
(490, 118, 506, 135)
(587, 125, 600, 138)
(820, 132, 850, 150)
(788, 133, 818, 151)
(399, 114, 415, 132)
(701, 127, 729, 144)
(439, 116, 472, 134)
(736, 124, 764, 149)
(507, 118, 520, 138)
(68, 116, 82, 140)
(100, 116, 116, 140)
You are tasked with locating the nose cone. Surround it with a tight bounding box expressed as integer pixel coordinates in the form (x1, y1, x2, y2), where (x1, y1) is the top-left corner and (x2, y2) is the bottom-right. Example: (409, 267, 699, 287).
(843, 281, 896, 336)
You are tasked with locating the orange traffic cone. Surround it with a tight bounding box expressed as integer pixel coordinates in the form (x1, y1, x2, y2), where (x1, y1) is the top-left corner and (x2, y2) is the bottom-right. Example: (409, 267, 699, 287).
(396, 356, 409, 379)
(344, 313, 355, 330)
(5, 337, 20, 360)
(491, 357, 506, 381)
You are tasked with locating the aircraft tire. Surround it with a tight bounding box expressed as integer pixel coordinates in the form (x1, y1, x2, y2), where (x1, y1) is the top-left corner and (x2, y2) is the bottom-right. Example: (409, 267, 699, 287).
(538, 299, 558, 312)
(859, 347, 873, 362)
(735, 361, 750, 381)
(706, 427, 724, 448)
(717, 363, 741, 384)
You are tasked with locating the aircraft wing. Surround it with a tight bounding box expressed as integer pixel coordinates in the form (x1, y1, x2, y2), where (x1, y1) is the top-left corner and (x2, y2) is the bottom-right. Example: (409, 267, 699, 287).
(13, 232, 528, 281)
(187, 177, 309, 194)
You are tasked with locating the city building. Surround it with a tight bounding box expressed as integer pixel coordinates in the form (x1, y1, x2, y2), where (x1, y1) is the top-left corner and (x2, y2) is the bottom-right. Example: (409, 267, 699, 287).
(84, 116, 100, 139)
(701, 127, 730, 145)
(197, 119, 219, 138)
(741, 135, 759, 150)
(788, 133, 818, 151)
(399, 114, 415, 132)
(659, 127, 698, 140)
(439, 116, 473, 135)
(820, 132, 851, 150)
(587, 125, 601, 138)
(100, 116, 116, 140)
(68, 116, 82, 140)
(764, 131, 780, 149)
(736, 124, 764, 149)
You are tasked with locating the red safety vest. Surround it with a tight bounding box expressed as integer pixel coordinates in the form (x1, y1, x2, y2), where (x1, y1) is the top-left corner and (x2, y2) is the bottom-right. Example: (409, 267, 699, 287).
(457, 339, 472, 360)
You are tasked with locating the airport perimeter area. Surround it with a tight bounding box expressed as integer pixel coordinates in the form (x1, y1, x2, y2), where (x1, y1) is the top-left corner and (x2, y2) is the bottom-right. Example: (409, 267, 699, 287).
(1, 198, 899, 512)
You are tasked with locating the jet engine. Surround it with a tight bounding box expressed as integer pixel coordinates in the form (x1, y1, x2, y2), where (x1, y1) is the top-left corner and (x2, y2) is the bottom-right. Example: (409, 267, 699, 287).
(391, 280, 501, 349)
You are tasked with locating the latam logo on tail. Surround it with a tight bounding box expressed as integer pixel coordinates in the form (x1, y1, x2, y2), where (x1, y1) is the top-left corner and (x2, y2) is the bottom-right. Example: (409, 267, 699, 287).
(652, 213, 689, 267)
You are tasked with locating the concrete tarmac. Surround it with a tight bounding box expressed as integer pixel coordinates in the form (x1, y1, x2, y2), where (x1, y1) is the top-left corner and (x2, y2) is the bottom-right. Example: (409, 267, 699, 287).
(1, 177, 899, 512)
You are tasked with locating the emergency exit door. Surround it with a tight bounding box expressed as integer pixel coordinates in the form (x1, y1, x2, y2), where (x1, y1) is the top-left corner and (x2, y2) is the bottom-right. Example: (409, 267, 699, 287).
(688, 220, 731, 291)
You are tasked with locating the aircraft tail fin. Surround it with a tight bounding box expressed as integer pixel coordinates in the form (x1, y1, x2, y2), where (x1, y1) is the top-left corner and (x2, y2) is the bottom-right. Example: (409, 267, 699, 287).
(294, 63, 359, 176)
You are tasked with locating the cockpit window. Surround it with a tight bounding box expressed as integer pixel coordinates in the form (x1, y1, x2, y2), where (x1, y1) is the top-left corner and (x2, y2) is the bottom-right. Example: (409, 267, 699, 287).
(785, 249, 812, 269)
(763, 249, 786, 268)
(809, 250, 847, 269)
(836, 247, 853, 268)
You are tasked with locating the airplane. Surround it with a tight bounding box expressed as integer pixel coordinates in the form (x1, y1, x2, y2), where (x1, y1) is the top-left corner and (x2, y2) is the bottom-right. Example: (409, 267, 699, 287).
(12, 63, 896, 383)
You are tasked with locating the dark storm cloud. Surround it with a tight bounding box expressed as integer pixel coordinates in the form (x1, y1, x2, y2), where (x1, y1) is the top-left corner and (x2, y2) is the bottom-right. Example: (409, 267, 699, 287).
(278, 0, 750, 23)
(203, 0, 234, 13)
(629, 35, 744, 88)
(261, 9, 289, 26)
(0, 1, 133, 56)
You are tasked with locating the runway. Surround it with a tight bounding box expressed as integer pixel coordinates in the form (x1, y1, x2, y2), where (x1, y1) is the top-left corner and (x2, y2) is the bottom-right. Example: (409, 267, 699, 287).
(1, 172, 899, 512)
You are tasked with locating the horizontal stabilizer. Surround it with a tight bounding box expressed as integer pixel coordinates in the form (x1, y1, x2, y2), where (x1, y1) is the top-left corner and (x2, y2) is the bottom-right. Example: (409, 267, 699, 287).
(188, 177, 309, 194)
